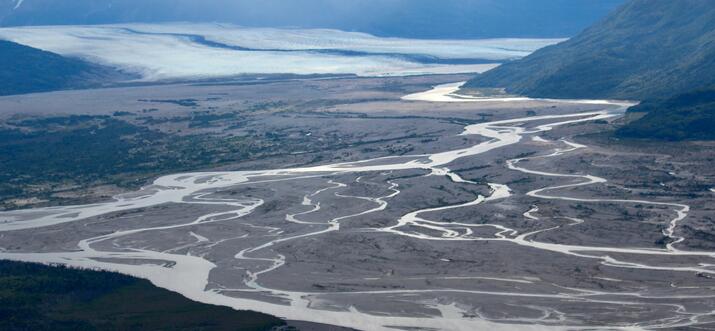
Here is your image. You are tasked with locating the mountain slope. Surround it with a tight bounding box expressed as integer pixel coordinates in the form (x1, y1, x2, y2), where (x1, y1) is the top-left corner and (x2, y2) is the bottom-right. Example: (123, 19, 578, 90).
(464, 0, 715, 100)
(616, 88, 715, 141)
(0, 0, 624, 39)
(0, 40, 125, 95)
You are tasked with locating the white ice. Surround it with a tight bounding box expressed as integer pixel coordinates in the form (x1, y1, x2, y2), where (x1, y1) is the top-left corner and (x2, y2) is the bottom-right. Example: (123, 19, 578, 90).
(0, 24, 559, 81)
(127, 23, 562, 61)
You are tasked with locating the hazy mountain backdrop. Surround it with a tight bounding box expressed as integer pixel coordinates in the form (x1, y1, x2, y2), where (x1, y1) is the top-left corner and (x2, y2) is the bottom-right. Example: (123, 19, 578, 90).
(0, 0, 624, 39)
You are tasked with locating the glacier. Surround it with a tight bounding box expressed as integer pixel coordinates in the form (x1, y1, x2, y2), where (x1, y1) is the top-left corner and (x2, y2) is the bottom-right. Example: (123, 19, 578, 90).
(0, 23, 562, 81)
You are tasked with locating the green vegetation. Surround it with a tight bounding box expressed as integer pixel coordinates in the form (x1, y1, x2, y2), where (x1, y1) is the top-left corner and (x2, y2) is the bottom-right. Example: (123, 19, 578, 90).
(0, 260, 284, 331)
(464, 0, 715, 101)
(0, 40, 126, 96)
(0, 115, 280, 208)
(617, 89, 715, 140)
(0, 107, 462, 209)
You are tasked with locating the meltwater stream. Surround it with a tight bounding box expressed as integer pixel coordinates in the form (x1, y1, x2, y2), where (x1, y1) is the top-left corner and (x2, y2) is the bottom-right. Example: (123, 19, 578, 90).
(0, 83, 713, 330)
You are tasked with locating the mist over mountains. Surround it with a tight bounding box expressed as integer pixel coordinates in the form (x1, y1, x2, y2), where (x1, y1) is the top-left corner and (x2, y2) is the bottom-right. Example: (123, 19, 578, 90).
(0, 0, 624, 39)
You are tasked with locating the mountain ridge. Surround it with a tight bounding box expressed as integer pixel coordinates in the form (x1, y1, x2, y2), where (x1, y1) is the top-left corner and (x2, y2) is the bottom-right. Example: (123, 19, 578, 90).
(464, 0, 715, 141)
(0, 39, 128, 96)
(0, 0, 624, 39)
(464, 0, 715, 100)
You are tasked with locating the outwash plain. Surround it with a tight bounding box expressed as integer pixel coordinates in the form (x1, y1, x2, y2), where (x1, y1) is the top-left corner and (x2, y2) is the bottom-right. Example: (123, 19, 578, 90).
(1, 74, 714, 330)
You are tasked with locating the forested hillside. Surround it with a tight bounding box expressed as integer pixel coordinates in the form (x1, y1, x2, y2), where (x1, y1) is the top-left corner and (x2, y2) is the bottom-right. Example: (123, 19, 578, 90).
(464, 0, 715, 100)
(617, 88, 715, 141)
(0, 260, 285, 331)
(464, 0, 715, 141)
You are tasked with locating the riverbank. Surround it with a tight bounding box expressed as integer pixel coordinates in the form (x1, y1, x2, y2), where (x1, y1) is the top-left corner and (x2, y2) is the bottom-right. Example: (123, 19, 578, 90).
(0, 260, 285, 331)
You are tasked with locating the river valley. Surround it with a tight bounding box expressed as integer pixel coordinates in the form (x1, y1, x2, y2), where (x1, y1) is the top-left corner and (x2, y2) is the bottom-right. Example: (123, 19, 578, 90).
(1, 76, 714, 330)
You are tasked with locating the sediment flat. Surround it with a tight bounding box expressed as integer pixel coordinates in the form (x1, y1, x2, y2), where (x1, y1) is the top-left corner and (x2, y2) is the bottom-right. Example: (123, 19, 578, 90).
(1, 75, 714, 331)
